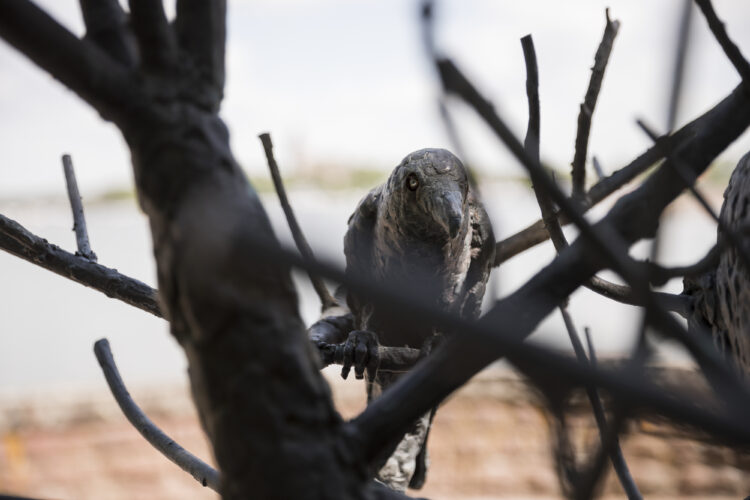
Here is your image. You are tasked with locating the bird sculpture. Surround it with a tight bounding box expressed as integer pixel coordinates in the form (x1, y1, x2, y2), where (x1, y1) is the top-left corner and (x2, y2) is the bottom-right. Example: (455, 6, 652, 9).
(311, 148, 495, 491)
(714, 153, 750, 372)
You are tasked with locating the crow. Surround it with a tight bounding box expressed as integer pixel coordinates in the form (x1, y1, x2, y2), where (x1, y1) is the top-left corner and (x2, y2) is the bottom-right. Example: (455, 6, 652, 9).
(311, 148, 495, 491)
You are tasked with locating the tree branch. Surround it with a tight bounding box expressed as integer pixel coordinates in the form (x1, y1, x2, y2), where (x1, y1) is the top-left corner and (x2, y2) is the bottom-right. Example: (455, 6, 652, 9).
(259, 132, 338, 311)
(94, 338, 219, 491)
(0, 213, 161, 317)
(62, 154, 97, 261)
(0, 0, 138, 123)
(571, 9, 620, 199)
(559, 307, 642, 500)
(494, 130, 686, 265)
(695, 0, 750, 84)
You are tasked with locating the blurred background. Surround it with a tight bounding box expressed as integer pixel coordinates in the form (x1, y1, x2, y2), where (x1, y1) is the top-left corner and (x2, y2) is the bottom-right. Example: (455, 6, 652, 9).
(1, 0, 750, 498)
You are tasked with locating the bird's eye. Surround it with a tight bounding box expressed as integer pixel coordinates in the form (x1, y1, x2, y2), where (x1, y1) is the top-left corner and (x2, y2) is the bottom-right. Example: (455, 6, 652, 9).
(406, 174, 419, 191)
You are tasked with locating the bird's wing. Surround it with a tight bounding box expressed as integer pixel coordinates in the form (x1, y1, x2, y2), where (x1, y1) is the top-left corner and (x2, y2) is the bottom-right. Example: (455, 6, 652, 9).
(343, 185, 383, 327)
(459, 190, 496, 319)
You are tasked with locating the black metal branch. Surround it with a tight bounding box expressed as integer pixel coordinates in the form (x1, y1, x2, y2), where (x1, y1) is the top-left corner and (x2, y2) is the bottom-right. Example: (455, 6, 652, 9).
(559, 307, 642, 500)
(522, 35, 567, 249)
(637, 119, 750, 272)
(0, 213, 161, 317)
(316, 342, 420, 373)
(694, 0, 750, 84)
(0, 0, 139, 124)
(259, 132, 338, 312)
(94, 338, 219, 490)
(667, 0, 694, 132)
(647, 240, 723, 286)
(521, 35, 689, 317)
(571, 9, 620, 199)
(574, 409, 629, 500)
(437, 57, 745, 400)
(495, 130, 687, 265)
(61, 154, 97, 261)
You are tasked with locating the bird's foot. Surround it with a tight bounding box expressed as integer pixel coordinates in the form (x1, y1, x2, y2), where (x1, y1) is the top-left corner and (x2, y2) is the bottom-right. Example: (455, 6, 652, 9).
(341, 330, 380, 381)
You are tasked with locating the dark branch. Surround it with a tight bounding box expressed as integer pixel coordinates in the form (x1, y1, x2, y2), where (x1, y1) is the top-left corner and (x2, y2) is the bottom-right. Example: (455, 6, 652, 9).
(174, 0, 227, 109)
(259, 132, 338, 311)
(647, 240, 723, 286)
(0, 213, 161, 317)
(0, 0, 138, 123)
(79, 0, 137, 68)
(571, 9, 620, 199)
(62, 154, 97, 261)
(94, 338, 219, 490)
(522, 36, 688, 317)
(560, 308, 642, 500)
(694, 0, 750, 84)
(128, 0, 177, 70)
(522, 35, 567, 250)
(667, 0, 694, 131)
(494, 130, 686, 265)
(316, 343, 420, 373)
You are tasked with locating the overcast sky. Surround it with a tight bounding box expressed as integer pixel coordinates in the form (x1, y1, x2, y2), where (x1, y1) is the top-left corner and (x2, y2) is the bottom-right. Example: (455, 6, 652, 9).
(2, 0, 750, 197)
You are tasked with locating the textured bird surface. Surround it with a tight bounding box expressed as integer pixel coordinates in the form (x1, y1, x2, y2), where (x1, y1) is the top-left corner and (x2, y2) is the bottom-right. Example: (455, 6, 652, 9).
(343, 148, 495, 491)
(714, 153, 750, 372)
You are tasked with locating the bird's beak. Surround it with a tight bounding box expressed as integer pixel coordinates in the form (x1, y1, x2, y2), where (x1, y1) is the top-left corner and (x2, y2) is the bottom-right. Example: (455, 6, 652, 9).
(436, 191, 464, 239)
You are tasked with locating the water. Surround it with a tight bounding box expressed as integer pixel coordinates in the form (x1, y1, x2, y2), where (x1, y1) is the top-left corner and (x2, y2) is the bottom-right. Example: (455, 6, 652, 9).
(0, 181, 719, 398)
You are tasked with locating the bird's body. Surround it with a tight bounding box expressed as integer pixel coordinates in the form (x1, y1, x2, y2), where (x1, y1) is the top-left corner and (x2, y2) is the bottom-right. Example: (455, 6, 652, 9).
(343, 148, 495, 490)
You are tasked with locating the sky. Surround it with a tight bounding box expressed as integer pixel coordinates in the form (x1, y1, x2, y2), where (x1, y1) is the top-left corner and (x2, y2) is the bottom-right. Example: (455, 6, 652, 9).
(2, 1, 750, 198)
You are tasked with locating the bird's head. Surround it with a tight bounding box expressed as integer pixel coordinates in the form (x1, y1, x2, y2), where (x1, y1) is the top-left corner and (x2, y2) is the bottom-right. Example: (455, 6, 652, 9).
(383, 148, 469, 243)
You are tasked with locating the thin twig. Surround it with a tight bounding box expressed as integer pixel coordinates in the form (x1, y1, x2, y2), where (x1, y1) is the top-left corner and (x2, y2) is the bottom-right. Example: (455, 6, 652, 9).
(94, 338, 219, 491)
(494, 130, 687, 265)
(258, 132, 338, 312)
(574, 409, 629, 500)
(695, 0, 750, 84)
(667, 0, 694, 132)
(571, 9, 620, 199)
(522, 35, 566, 250)
(560, 307, 642, 499)
(0, 213, 161, 317)
(647, 240, 724, 286)
(62, 154, 97, 261)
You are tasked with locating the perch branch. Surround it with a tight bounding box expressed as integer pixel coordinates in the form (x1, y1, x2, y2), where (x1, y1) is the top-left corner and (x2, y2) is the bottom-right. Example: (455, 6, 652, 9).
(259, 132, 338, 311)
(571, 9, 620, 199)
(94, 338, 219, 490)
(316, 343, 420, 373)
(62, 154, 97, 261)
(695, 0, 750, 84)
(0, 213, 161, 317)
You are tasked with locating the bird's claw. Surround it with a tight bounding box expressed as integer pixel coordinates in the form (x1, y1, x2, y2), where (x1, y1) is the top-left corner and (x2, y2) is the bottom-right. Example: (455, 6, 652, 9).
(341, 330, 379, 381)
